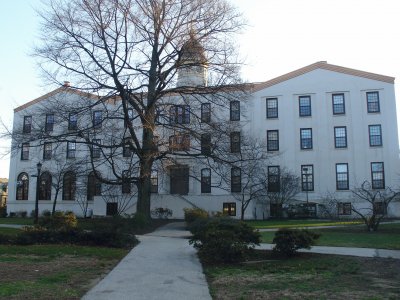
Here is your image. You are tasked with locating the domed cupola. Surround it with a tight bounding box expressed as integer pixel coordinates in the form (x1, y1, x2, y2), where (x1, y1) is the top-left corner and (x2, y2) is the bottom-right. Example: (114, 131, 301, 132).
(176, 30, 208, 87)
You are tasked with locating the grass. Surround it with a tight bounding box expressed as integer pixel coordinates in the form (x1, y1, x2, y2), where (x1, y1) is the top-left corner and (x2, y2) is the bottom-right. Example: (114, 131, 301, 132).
(260, 223, 400, 249)
(0, 227, 22, 236)
(0, 217, 33, 225)
(247, 219, 362, 229)
(204, 251, 400, 299)
(0, 244, 128, 299)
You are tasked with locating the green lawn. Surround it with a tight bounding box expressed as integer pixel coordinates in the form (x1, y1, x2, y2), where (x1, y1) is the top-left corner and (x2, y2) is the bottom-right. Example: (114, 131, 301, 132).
(260, 223, 400, 249)
(0, 218, 33, 225)
(0, 244, 128, 299)
(205, 252, 400, 299)
(0, 227, 22, 236)
(247, 219, 362, 229)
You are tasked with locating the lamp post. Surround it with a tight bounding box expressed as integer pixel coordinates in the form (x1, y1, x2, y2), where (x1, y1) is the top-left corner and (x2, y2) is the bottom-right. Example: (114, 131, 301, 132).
(34, 162, 42, 224)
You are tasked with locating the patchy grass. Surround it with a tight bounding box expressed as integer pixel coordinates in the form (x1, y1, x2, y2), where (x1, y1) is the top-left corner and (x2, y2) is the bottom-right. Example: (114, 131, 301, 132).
(0, 227, 22, 236)
(204, 251, 400, 299)
(0, 244, 128, 299)
(247, 219, 363, 229)
(0, 218, 33, 225)
(260, 223, 400, 250)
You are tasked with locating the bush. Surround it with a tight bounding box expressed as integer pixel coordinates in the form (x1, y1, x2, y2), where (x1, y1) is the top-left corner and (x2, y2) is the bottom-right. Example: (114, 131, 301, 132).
(0, 206, 7, 218)
(184, 207, 208, 224)
(16, 211, 27, 218)
(272, 228, 320, 257)
(189, 217, 260, 263)
(38, 211, 78, 231)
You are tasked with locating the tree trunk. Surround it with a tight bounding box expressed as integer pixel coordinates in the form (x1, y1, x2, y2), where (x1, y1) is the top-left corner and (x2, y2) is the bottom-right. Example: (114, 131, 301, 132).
(52, 188, 60, 215)
(136, 157, 152, 219)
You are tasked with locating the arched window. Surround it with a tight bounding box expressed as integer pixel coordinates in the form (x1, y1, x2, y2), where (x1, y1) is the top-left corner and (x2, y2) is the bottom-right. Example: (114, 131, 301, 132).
(16, 172, 29, 200)
(87, 171, 101, 200)
(63, 171, 76, 200)
(39, 172, 52, 200)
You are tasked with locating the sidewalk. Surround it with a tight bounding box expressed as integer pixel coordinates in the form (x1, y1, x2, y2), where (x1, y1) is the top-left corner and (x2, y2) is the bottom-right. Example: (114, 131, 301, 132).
(256, 243, 400, 259)
(82, 222, 211, 300)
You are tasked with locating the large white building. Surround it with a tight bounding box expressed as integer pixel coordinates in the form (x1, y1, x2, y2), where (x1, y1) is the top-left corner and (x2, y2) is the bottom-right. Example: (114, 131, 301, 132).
(7, 59, 400, 219)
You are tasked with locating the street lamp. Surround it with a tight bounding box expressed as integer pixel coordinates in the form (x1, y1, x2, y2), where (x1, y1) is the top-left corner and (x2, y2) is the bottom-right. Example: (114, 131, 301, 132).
(34, 162, 42, 224)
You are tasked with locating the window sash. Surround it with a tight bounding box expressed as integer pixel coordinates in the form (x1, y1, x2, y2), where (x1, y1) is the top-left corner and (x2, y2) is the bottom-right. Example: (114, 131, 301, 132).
(301, 165, 314, 191)
(43, 143, 52, 160)
(334, 127, 347, 148)
(371, 162, 384, 189)
(300, 129, 313, 149)
(369, 125, 382, 146)
(201, 103, 211, 123)
(332, 94, 345, 114)
(170, 105, 190, 124)
(367, 92, 380, 113)
(201, 133, 211, 155)
(23, 116, 32, 133)
(92, 139, 101, 158)
(230, 101, 240, 121)
(266, 98, 278, 118)
(231, 168, 241, 192)
(201, 168, 211, 193)
(93, 111, 102, 128)
(299, 96, 311, 116)
(230, 132, 241, 153)
(336, 164, 349, 190)
(45, 114, 54, 132)
(267, 130, 279, 151)
(338, 202, 352, 215)
(223, 202, 236, 216)
(67, 142, 76, 158)
(21, 143, 30, 160)
(68, 113, 78, 130)
(268, 166, 280, 192)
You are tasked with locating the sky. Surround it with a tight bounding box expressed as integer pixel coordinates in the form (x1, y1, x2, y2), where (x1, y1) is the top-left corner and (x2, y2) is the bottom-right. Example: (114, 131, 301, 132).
(1, 0, 400, 179)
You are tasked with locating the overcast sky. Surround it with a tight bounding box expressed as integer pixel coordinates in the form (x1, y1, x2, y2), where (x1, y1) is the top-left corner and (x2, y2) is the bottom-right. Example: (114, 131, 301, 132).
(1, 0, 400, 178)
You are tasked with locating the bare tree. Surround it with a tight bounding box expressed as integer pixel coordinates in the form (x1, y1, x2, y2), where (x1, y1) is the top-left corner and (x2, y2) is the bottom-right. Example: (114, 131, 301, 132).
(264, 168, 300, 218)
(351, 181, 399, 231)
(101, 184, 138, 216)
(12, 0, 247, 219)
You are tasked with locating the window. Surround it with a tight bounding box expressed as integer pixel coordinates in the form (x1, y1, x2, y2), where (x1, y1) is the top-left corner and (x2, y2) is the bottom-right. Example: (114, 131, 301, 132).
(230, 131, 240, 153)
(299, 96, 311, 117)
(122, 170, 131, 194)
(301, 165, 314, 191)
(21, 143, 30, 160)
(367, 91, 380, 113)
(45, 114, 54, 132)
(369, 125, 382, 146)
(169, 105, 190, 124)
(123, 138, 132, 157)
(151, 170, 158, 193)
(336, 163, 349, 190)
(87, 172, 101, 200)
(62, 171, 76, 200)
(93, 111, 102, 128)
(43, 142, 52, 160)
(223, 203, 236, 216)
(373, 202, 386, 215)
(68, 113, 77, 130)
(39, 172, 52, 200)
(266, 98, 278, 118)
(92, 139, 101, 158)
(300, 128, 313, 149)
(67, 141, 76, 158)
(268, 166, 280, 192)
(338, 202, 352, 215)
(201, 168, 211, 193)
(270, 203, 283, 217)
(267, 130, 279, 151)
(106, 202, 118, 216)
(125, 108, 135, 128)
(201, 103, 211, 123)
(371, 162, 384, 189)
(16, 173, 29, 200)
(170, 166, 189, 195)
(334, 126, 347, 148)
(332, 93, 345, 115)
(230, 101, 240, 121)
(201, 133, 211, 156)
(169, 134, 190, 151)
(23, 116, 32, 133)
(231, 167, 241, 192)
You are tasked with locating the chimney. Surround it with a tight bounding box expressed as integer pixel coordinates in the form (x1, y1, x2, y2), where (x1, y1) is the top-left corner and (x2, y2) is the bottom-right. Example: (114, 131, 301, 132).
(63, 81, 71, 87)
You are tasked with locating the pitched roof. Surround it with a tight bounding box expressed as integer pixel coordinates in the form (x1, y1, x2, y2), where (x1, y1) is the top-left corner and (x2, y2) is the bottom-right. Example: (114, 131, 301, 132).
(14, 87, 101, 113)
(252, 61, 395, 92)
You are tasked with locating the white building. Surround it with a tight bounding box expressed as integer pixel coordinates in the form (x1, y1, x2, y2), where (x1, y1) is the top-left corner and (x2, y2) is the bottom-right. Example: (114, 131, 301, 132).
(7, 60, 400, 219)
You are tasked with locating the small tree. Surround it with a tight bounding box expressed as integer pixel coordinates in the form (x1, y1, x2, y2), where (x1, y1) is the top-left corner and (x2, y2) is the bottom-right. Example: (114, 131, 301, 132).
(351, 181, 399, 231)
(265, 168, 300, 218)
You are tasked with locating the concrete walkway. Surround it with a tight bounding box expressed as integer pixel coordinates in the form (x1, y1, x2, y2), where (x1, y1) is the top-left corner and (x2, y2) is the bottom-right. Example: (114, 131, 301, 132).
(256, 244, 400, 259)
(82, 222, 211, 300)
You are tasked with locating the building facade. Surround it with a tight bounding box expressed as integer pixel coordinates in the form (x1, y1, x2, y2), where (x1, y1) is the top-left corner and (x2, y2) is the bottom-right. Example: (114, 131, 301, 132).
(7, 61, 400, 219)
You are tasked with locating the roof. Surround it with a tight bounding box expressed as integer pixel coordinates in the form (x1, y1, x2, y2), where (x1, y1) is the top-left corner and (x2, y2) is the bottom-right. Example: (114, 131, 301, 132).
(252, 61, 395, 92)
(14, 87, 101, 113)
(14, 61, 395, 112)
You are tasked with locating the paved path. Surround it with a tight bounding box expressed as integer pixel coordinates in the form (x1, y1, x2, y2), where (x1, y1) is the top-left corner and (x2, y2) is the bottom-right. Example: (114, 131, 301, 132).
(256, 244, 400, 259)
(82, 222, 211, 300)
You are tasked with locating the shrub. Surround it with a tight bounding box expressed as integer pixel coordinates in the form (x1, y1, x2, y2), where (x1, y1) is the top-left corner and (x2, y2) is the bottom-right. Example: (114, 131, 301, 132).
(189, 217, 261, 263)
(0, 206, 7, 218)
(183, 207, 208, 224)
(272, 228, 320, 257)
(38, 211, 78, 231)
(16, 211, 27, 218)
